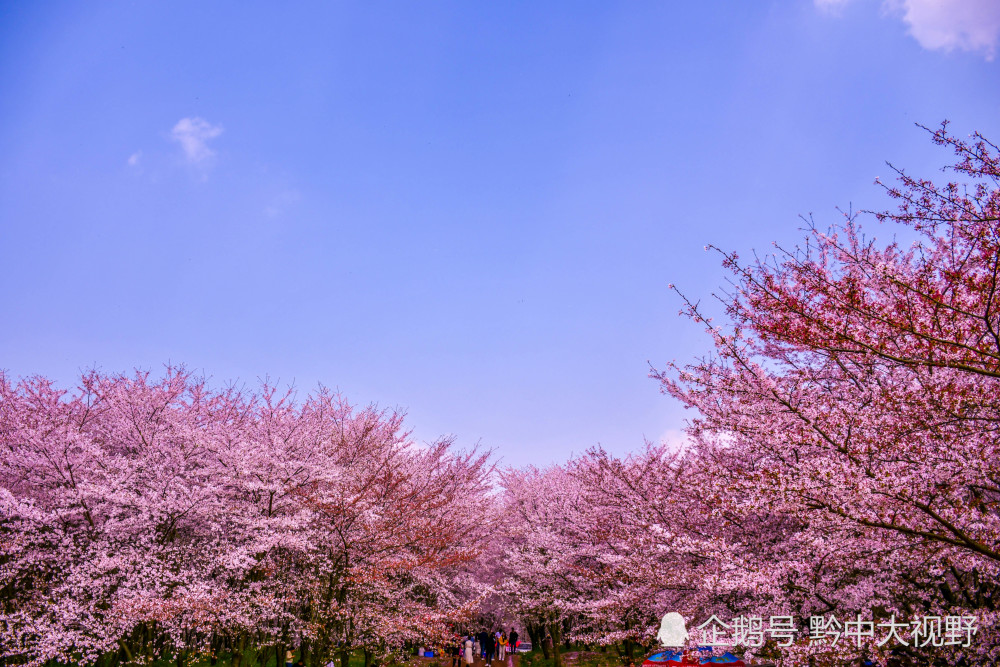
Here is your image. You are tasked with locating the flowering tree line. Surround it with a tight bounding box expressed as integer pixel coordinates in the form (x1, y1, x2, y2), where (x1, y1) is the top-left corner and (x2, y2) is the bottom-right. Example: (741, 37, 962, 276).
(0, 371, 491, 667)
(3, 125, 999, 667)
(495, 125, 1000, 666)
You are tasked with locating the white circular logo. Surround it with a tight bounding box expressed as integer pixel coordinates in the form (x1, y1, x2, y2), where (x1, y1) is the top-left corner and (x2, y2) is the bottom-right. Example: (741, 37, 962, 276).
(657, 612, 689, 647)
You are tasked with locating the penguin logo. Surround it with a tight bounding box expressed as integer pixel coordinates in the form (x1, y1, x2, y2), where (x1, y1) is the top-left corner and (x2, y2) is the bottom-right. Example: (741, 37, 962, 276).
(656, 612, 689, 647)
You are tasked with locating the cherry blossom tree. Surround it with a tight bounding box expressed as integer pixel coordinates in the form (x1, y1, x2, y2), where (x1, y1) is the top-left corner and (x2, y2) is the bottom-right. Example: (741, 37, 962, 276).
(7, 124, 1000, 667)
(657, 124, 1000, 665)
(0, 367, 491, 667)
(496, 465, 587, 667)
(495, 452, 721, 662)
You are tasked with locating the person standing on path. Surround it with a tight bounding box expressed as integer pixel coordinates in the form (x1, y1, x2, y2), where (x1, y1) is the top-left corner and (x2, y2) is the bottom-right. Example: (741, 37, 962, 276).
(508, 629, 519, 654)
(484, 632, 496, 667)
(464, 636, 475, 666)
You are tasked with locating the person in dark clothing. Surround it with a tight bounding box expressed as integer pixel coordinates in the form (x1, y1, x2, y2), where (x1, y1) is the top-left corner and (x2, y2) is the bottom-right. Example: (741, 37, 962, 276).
(509, 629, 519, 654)
(484, 632, 496, 667)
(478, 631, 489, 658)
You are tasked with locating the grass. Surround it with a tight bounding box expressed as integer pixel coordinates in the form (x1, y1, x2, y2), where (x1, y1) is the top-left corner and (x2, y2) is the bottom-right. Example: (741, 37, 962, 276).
(112, 649, 372, 667)
(517, 649, 627, 667)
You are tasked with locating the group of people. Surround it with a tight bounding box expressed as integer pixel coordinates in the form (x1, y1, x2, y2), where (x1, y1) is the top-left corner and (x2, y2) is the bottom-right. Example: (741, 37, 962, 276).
(450, 628, 519, 667)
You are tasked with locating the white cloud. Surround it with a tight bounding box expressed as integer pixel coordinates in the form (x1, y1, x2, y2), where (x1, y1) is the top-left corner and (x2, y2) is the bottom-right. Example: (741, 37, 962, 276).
(171, 117, 223, 164)
(816, 0, 1000, 59)
(887, 0, 1000, 59)
(127, 151, 141, 167)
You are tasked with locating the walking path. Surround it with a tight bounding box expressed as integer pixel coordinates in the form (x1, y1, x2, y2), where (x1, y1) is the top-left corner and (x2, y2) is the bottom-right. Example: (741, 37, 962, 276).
(414, 652, 522, 667)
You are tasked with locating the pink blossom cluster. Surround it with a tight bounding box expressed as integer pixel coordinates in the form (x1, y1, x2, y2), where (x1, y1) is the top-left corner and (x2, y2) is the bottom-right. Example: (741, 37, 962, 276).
(0, 369, 492, 666)
(490, 126, 1000, 667)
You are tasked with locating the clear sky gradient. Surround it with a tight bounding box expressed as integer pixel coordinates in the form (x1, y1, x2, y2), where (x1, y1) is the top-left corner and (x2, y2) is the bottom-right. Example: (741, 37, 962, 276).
(2, 1, 999, 465)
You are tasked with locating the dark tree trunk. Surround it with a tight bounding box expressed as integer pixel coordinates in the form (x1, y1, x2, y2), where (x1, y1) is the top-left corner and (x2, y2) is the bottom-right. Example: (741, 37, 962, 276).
(231, 634, 247, 667)
(526, 624, 546, 659)
(118, 639, 135, 666)
(548, 624, 562, 667)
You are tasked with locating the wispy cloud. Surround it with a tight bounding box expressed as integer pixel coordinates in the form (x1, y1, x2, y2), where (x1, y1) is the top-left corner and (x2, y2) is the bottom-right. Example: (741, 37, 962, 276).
(814, 0, 851, 13)
(171, 117, 224, 164)
(816, 0, 1000, 60)
(127, 151, 141, 167)
(264, 189, 301, 218)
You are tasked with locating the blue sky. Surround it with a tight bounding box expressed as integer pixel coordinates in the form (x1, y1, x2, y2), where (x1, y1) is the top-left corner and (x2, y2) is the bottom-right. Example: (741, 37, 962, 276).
(2, 1, 999, 466)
